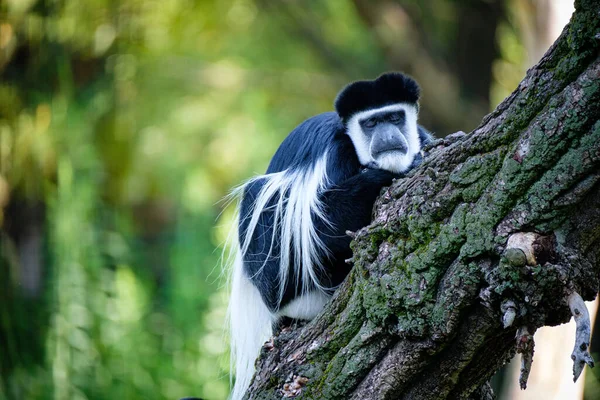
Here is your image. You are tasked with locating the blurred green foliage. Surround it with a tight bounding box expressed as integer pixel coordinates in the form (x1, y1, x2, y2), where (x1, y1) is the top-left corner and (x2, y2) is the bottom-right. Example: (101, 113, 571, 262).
(2, 0, 593, 400)
(0, 1, 375, 398)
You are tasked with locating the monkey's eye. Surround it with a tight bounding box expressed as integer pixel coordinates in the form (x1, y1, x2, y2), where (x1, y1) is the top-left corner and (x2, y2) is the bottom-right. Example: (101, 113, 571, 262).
(362, 119, 377, 128)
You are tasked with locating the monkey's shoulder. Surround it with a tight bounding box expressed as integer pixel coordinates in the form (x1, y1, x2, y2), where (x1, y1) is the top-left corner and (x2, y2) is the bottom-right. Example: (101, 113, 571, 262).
(266, 112, 359, 183)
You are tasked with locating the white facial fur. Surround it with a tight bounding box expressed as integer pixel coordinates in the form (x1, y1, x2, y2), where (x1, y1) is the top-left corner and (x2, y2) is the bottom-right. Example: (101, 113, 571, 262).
(345, 103, 420, 174)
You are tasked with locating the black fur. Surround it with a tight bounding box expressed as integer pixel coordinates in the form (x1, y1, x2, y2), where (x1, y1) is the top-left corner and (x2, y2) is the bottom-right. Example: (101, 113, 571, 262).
(239, 75, 432, 315)
(239, 112, 393, 311)
(335, 72, 420, 123)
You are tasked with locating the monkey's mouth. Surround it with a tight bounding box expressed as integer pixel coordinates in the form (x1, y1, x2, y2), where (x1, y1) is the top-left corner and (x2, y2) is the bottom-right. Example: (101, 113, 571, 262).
(371, 146, 413, 164)
(369, 150, 416, 173)
(371, 142, 408, 158)
(374, 147, 407, 156)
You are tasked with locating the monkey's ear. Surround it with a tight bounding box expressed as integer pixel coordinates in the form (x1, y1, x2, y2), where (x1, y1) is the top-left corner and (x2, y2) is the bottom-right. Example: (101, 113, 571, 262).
(334, 72, 420, 123)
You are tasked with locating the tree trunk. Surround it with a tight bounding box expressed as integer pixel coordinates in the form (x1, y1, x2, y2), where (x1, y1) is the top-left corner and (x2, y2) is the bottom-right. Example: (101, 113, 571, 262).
(246, 1, 600, 398)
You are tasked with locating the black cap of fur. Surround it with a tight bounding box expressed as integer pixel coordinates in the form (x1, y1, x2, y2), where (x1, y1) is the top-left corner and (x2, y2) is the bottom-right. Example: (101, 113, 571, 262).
(334, 72, 420, 124)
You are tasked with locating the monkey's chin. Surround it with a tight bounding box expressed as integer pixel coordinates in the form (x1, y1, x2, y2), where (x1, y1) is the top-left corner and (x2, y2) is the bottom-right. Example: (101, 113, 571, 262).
(372, 150, 416, 174)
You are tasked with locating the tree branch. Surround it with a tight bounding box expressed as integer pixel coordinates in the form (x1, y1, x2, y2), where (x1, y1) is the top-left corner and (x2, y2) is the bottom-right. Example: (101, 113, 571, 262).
(246, 1, 600, 398)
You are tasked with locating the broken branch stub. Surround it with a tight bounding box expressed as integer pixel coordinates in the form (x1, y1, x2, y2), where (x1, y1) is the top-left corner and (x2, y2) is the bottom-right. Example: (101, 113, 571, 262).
(516, 326, 535, 390)
(505, 232, 556, 266)
(568, 292, 595, 382)
(501, 299, 518, 328)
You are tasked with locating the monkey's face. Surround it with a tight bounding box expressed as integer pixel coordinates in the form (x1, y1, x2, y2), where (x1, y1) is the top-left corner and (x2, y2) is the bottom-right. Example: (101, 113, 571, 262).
(346, 104, 420, 174)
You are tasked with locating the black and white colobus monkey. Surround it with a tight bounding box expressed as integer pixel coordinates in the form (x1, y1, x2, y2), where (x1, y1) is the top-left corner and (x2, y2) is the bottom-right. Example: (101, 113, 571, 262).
(228, 72, 433, 399)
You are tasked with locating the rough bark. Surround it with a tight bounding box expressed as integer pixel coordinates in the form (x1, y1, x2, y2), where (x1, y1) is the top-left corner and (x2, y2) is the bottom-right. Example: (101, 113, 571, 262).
(246, 1, 600, 398)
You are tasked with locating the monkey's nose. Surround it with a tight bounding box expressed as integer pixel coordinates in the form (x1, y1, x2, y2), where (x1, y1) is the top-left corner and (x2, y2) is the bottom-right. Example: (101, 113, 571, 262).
(371, 128, 407, 156)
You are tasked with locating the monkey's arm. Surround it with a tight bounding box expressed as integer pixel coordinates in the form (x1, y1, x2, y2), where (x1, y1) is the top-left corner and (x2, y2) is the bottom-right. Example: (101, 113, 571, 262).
(316, 169, 398, 258)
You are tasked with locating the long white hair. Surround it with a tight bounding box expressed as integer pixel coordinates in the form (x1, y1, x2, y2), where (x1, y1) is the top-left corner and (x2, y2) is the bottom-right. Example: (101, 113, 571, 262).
(227, 154, 331, 399)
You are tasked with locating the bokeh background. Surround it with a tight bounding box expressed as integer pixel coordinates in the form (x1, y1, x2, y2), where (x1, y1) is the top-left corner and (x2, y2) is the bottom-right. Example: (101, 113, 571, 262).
(1, 0, 597, 399)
